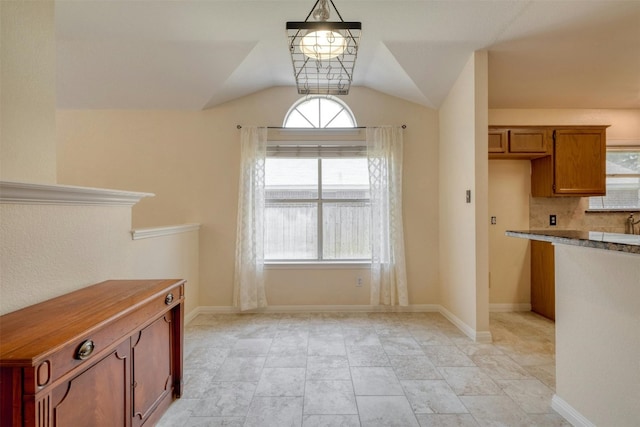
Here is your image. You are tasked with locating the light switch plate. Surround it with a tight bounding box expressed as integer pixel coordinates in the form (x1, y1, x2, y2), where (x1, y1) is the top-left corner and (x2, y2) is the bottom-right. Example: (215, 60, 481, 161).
(466, 190, 471, 203)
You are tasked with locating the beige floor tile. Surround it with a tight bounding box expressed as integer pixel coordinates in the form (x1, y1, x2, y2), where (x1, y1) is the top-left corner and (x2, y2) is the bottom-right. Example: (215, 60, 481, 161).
(229, 338, 272, 356)
(184, 416, 245, 426)
(303, 380, 358, 414)
(160, 311, 564, 427)
(496, 379, 554, 414)
(302, 414, 361, 427)
(255, 367, 306, 397)
(356, 395, 420, 427)
(422, 346, 475, 367)
(459, 395, 532, 427)
(346, 345, 391, 367)
(265, 352, 307, 368)
(213, 356, 265, 382)
(351, 366, 404, 395)
(189, 382, 256, 416)
(472, 354, 533, 380)
(306, 355, 351, 380)
(308, 334, 346, 356)
(401, 380, 468, 414)
(415, 413, 479, 427)
(244, 396, 303, 427)
(439, 367, 501, 396)
(389, 355, 443, 380)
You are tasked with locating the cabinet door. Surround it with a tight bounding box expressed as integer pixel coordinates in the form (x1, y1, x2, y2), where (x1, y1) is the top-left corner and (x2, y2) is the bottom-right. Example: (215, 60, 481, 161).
(553, 128, 606, 195)
(488, 129, 507, 153)
(509, 128, 547, 153)
(51, 340, 131, 427)
(131, 313, 173, 427)
(531, 241, 555, 321)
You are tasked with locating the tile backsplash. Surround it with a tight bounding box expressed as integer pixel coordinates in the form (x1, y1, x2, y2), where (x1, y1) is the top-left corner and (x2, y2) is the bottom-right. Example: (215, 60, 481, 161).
(530, 196, 637, 233)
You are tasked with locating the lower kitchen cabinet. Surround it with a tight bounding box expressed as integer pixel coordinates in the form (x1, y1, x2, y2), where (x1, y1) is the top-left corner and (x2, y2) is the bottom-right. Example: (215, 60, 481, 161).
(531, 241, 555, 320)
(0, 279, 185, 427)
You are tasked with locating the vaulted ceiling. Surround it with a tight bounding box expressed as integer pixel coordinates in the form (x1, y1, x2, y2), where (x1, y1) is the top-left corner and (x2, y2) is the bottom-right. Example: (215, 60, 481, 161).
(56, 0, 640, 110)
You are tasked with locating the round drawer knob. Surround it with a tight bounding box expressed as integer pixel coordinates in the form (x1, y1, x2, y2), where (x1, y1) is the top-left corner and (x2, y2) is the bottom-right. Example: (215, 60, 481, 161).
(76, 340, 95, 360)
(165, 293, 174, 305)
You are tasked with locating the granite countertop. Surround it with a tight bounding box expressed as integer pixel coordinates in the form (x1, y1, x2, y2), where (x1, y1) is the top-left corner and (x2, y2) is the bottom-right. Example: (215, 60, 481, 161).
(505, 230, 640, 255)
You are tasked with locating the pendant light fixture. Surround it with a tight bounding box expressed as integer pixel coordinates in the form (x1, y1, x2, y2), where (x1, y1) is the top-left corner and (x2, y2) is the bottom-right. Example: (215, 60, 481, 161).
(286, 0, 362, 95)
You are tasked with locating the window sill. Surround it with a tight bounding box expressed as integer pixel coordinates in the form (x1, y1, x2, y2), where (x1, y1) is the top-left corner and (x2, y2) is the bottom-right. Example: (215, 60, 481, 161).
(265, 261, 371, 270)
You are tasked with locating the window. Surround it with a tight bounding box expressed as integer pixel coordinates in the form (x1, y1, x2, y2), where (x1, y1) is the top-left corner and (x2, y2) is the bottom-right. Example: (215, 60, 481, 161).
(283, 95, 356, 128)
(589, 148, 640, 210)
(264, 155, 370, 262)
(265, 96, 368, 262)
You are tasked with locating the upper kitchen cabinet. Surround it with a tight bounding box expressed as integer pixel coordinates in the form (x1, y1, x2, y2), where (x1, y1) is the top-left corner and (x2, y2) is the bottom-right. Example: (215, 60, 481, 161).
(531, 126, 607, 197)
(489, 127, 550, 159)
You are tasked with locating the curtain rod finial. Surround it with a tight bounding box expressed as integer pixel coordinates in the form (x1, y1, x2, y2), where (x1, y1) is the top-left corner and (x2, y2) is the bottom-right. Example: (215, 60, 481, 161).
(402, 124, 407, 129)
(237, 125, 242, 129)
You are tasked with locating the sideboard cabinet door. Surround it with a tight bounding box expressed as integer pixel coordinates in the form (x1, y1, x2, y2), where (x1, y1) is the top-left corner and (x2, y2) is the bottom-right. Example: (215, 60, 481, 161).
(51, 340, 131, 427)
(131, 312, 173, 427)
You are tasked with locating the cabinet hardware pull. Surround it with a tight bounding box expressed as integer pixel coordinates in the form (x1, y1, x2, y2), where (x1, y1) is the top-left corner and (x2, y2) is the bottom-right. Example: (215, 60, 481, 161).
(165, 293, 174, 305)
(76, 340, 95, 360)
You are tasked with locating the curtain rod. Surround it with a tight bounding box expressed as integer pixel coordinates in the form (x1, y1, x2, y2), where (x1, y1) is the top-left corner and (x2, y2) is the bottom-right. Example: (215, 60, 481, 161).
(236, 125, 407, 130)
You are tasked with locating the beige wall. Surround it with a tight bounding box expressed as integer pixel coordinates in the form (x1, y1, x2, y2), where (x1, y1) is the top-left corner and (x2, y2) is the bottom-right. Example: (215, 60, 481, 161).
(488, 160, 531, 306)
(0, 204, 133, 315)
(0, 1, 56, 183)
(554, 245, 640, 426)
(438, 51, 490, 337)
(132, 229, 200, 317)
(57, 87, 440, 308)
(489, 109, 640, 144)
(0, 202, 201, 318)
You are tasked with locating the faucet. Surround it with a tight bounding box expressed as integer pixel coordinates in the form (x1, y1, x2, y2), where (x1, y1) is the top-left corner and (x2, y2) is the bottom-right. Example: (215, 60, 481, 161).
(626, 214, 640, 234)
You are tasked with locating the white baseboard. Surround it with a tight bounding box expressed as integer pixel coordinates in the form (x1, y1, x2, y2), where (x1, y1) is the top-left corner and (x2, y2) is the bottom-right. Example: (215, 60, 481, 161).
(551, 394, 595, 427)
(188, 304, 491, 343)
(190, 304, 440, 318)
(489, 303, 532, 312)
(439, 306, 493, 343)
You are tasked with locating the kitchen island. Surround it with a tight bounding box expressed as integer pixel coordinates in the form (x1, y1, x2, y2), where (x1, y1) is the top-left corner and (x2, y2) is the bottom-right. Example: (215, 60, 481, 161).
(507, 230, 639, 427)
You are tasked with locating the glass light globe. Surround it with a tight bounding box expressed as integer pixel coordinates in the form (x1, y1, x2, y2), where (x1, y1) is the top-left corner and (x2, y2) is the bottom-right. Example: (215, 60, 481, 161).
(300, 30, 346, 60)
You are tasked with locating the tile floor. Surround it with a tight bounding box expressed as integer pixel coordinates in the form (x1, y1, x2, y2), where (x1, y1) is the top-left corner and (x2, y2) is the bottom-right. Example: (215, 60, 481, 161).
(158, 311, 569, 427)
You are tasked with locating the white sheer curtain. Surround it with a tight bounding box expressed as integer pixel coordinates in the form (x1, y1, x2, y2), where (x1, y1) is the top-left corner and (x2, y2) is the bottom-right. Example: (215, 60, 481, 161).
(367, 126, 409, 306)
(233, 127, 268, 311)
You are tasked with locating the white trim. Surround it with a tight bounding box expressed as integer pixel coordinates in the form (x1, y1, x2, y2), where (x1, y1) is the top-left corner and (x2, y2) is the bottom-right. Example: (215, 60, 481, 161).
(185, 307, 202, 325)
(131, 223, 200, 240)
(0, 181, 154, 206)
(265, 261, 371, 270)
(194, 304, 440, 315)
(551, 395, 596, 427)
(439, 306, 493, 343)
(489, 303, 532, 312)
(268, 128, 365, 142)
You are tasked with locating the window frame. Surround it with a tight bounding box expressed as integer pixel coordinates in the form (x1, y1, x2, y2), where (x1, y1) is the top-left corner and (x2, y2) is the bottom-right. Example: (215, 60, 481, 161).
(264, 155, 372, 263)
(588, 146, 640, 212)
(283, 95, 357, 129)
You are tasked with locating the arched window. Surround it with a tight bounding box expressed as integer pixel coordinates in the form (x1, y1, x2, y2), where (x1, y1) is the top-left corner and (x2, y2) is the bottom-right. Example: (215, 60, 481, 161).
(283, 95, 357, 128)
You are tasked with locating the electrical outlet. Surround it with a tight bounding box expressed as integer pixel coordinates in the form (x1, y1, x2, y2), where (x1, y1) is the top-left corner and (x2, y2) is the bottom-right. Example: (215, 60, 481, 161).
(550, 215, 557, 226)
(356, 277, 363, 287)
(491, 216, 497, 225)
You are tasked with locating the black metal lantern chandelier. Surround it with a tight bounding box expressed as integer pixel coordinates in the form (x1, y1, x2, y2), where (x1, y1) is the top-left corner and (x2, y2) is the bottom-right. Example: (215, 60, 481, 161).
(286, 0, 362, 95)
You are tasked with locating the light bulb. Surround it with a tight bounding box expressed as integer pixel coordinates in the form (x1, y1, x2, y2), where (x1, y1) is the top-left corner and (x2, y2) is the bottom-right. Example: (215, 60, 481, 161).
(300, 30, 346, 60)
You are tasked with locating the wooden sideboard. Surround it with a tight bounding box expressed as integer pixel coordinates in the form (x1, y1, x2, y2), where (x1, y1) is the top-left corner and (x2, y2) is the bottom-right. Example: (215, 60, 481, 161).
(0, 279, 185, 427)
